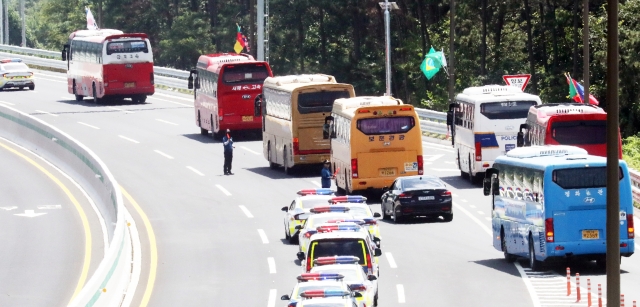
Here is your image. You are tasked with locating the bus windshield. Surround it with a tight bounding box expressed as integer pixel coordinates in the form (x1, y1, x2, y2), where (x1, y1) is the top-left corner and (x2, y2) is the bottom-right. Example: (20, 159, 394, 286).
(356, 116, 415, 135)
(552, 167, 623, 189)
(298, 90, 350, 114)
(551, 120, 606, 145)
(480, 101, 537, 119)
(106, 40, 148, 54)
(222, 64, 269, 84)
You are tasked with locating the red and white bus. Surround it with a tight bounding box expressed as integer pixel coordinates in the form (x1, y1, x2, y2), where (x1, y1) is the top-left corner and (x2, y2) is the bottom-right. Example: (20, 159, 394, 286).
(517, 103, 622, 158)
(61, 29, 155, 103)
(188, 53, 272, 137)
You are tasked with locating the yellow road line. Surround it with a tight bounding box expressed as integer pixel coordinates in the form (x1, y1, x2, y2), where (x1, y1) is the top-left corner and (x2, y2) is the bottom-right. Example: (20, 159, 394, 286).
(0, 140, 92, 302)
(120, 187, 157, 307)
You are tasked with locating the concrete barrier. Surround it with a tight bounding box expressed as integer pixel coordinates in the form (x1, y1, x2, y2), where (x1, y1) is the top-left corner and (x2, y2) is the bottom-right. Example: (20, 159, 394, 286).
(0, 105, 136, 307)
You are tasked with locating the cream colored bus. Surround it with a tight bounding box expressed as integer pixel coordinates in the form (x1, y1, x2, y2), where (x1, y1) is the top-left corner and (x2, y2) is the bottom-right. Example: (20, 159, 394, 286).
(258, 74, 355, 174)
(324, 96, 423, 194)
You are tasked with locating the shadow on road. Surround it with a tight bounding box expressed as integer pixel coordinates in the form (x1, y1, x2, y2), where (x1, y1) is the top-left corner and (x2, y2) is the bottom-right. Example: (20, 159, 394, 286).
(377, 215, 448, 225)
(439, 175, 482, 190)
(471, 258, 522, 278)
(245, 164, 322, 180)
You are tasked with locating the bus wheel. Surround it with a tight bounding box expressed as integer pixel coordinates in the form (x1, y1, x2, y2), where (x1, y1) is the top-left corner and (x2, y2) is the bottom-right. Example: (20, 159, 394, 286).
(468, 157, 478, 184)
(92, 84, 100, 104)
(210, 116, 219, 140)
(283, 147, 292, 175)
(197, 112, 207, 135)
(268, 143, 277, 169)
(133, 95, 147, 104)
(501, 229, 516, 263)
(528, 235, 542, 271)
(459, 152, 469, 179)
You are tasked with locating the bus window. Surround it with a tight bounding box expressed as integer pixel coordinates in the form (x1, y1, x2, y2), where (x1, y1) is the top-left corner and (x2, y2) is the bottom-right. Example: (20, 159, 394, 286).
(222, 64, 269, 84)
(298, 91, 350, 114)
(106, 40, 149, 55)
(480, 101, 537, 120)
(551, 121, 607, 145)
(356, 116, 415, 135)
(552, 167, 623, 189)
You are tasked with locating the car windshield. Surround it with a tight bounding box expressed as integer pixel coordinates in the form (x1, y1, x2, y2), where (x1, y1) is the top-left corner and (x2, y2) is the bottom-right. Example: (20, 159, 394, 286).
(312, 268, 363, 283)
(3, 63, 28, 71)
(302, 303, 345, 307)
(312, 240, 367, 265)
(402, 178, 442, 190)
(301, 198, 332, 209)
(345, 207, 370, 218)
(295, 285, 344, 298)
(306, 214, 351, 229)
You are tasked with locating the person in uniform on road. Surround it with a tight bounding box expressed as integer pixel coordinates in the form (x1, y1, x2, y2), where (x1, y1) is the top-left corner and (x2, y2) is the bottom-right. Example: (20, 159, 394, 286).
(222, 129, 234, 175)
(321, 160, 334, 188)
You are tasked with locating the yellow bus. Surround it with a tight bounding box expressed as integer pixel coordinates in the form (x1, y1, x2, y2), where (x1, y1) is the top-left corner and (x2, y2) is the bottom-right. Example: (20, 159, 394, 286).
(324, 96, 423, 194)
(258, 74, 355, 174)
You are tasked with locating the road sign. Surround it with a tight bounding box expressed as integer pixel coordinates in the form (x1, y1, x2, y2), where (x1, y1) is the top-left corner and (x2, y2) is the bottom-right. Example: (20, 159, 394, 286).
(503, 74, 531, 91)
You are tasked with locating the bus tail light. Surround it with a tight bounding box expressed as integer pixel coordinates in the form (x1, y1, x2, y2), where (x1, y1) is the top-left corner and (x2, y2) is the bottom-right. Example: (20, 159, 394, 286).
(104, 74, 108, 87)
(398, 193, 412, 199)
(218, 108, 223, 121)
(351, 159, 358, 178)
(293, 138, 300, 156)
(545, 218, 554, 242)
(475, 142, 482, 161)
(150, 72, 154, 85)
(628, 214, 635, 239)
(417, 155, 424, 175)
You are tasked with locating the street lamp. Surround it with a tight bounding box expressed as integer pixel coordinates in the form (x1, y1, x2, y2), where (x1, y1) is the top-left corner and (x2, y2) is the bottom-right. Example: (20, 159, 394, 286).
(379, 1, 398, 96)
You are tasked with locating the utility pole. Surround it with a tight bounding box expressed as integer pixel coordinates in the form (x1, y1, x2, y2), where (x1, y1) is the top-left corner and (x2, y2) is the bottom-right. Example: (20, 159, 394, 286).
(448, 0, 455, 104)
(605, 0, 620, 305)
(583, 0, 589, 102)
(379, 1, 397, 96)
(99, 0, 102, 28)
(265, 0, 269, 63)
(20, 0, 25, 47)
(0, 0, 4, 45)
(257, 0, 264, 61)
(4, 0, 8, 45)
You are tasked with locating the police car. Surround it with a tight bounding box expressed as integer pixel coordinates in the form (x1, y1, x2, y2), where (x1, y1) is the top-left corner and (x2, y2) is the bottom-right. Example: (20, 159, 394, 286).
(296, 289, 362, 307)
(296, 206, 355, 259)
(0, 59, 35, 91)
(310, 256, 378, 307)
(280, 273, 355, 307)
(328, 196, 381, 245)
(282, 189, 335, 244)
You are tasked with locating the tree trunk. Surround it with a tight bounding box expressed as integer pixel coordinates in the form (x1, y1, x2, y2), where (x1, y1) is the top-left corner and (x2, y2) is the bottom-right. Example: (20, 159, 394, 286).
(298, 11, 304, 72)
(572, 0, 579, 76)
(539, 1, 548, 71)
(416, 0, 428, 55)
(523, 0, 537, 93)
(208, 0, 217, 46)
(548, 0, 558, 69)
(481, 0, 487, 76)
(493, 1, 506, 66)
(319, 7, 327, 66)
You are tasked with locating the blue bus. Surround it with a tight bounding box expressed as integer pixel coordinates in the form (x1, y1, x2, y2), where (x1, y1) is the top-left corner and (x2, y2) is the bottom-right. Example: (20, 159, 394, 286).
(483, 145, 635, 270)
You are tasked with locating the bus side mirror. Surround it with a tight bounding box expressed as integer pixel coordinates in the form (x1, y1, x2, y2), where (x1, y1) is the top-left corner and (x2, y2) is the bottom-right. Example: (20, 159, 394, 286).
(254, 94, 262, 117)
(61, 44, 69, 61)
(517, 132, 524, 147)
(446, 110, 453, 126)
(374, 248, 382, 257)
(323, 116, 335, 139)
(483, 178, 491, 196)
(188, 69, 196, 89)
(484, 168, 499, 196)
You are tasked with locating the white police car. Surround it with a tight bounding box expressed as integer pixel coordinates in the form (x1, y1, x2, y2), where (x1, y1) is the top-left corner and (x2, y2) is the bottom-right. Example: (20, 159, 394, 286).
(327, 196, 381, 246)
(296, 206, 354, 259)
(282, 189, 335, 244)
(296, 289, 362, 307)
(310, 256, 378, 307)
(281, 273, 353, 307)
(0, 59, 35, 91)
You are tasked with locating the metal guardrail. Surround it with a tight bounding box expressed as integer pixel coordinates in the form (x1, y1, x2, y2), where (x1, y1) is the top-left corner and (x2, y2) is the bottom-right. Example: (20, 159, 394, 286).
(628, 169, 640, 204)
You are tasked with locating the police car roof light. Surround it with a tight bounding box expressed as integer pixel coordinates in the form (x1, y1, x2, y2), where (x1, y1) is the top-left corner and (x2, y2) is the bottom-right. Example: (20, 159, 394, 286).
(329, 196, 367, 203)
(297, 188, 333, 196)
(297, 273, 345, 282)
(1, 58, 22, 63)
(316, 223, 362, 233)
(314, 256, 360, 266)
(326, 219, 366, 225)
(299, 289, 351, 299)
(505, 145, 588, 159)
(309, 206, 350, 214)
(361, 217, 377, 225)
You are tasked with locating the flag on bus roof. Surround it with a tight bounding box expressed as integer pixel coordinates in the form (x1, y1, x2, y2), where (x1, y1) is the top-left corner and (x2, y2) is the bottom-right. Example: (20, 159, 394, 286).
(564, 73, 599, 105)
(242, 34, 250, 53)
(420, 47, 447, 80)
(234, 24, 246, 54)
(86, 7, 98, 30)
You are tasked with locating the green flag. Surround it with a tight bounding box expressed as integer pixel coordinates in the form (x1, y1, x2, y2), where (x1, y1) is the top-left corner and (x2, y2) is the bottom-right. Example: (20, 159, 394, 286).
(420, 47, 444, 80)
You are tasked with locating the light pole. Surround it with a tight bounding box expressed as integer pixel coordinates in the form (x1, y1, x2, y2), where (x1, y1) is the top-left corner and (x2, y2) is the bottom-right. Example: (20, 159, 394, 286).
(379, 1, 397, 96)
(20, 0, 25, 47)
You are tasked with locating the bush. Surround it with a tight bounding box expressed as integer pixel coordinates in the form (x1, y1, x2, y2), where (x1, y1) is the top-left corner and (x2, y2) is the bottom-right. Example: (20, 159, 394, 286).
(623, 134, 640, 170)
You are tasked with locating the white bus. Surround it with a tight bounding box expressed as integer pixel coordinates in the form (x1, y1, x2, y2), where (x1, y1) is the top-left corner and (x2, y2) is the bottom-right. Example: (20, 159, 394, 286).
(446, 85, 541, 183)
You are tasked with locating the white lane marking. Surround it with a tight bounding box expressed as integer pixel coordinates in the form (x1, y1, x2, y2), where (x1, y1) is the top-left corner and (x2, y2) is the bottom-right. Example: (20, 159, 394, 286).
(257, 229, 269, 244)
(14, 210, 47, 217)
(35, 72, 67, 79)
(156, 119, 178, 126)
(461, 199, 468, 202)
(239, 205, 254, 218)
(423, 154, 444, 161)
(154, 150, 174, 160)
(186, 166, 204, 176)
(431, 168, 460, 172)
(445, 161, 455, 164)
(310, 181, 321, 187)
(108, 106, 134, 114)
(35, 109, 58, 117)
(0, 206, 18, 211)
(216, 184, 232, 196)
(396, 284, 406, 303)
(422, 142, 454, 153)
(118, 135, 140, 144)
(36, 77, 66, 83)
(267, 257, 276, 273)
(514, 262, 541, 307)
(267, 289, 277, 307)
(37, 205, 62, 209)
(385, 252, 398, 268)
(154, 92, 193, 102)
(78, 122, 100, 129)
(147, 96, 192, 107)
(241, 146, 261, 155)
(0, 100, 15, 105)
(477, 211, 485, 215)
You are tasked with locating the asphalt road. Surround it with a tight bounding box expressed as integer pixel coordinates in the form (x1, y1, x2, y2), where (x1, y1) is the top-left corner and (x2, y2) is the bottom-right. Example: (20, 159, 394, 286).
(2, 69, 639, 306)
(0, 136, 104, 307)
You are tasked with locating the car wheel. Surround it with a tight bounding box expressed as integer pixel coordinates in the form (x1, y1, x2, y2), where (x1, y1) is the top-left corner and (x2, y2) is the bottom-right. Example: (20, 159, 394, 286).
(28, 85, 34, 90)
(382, 202, 391, 220)
(374, 292, 378, 307)
(392, 207, 402, 224)
(18, 86, 24, 90)
(442, 213, 453, 222)
(502, 229, 516, 263)
(528, 234, 542, 271)
(284, 223, 290, 241)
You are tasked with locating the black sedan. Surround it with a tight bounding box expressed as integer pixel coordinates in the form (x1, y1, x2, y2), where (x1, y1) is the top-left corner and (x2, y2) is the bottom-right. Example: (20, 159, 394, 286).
(380, 175, 453, 223)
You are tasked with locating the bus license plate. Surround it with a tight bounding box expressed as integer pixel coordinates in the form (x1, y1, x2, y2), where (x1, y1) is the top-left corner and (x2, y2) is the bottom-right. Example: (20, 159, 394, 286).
(242, 116, 253, 122)
(379, 168, 396, 176)
(582, 230, 599, 240)
(124, 82, 135, 88)
(418, 196, 435, 201)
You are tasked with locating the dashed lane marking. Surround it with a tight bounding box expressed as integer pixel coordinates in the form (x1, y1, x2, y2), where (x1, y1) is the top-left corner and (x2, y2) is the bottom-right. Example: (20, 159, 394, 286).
(156, 119, 178, 126)
(34, 110, 58, 117)
(107, 106, 134, 114)
(309, 181, 321, 187)
(0, 100, 15, 105)
(186, 166, 204, 176)
(216, 184, 232, 196)
(147, 96, 192, 107)
(257, 229, 269, 244)
(118, 135, 140, 144)
(396, 284, 406, 303)
(267, 257, 276, 273)
(154, 150, 174, 160)
(241, 146, 261, 155)
(385, 252, 397, 268)
(78, 122, 100, 129)
(153, 92, 193, 102)
(37, 205, 62, 209)
(239, 205, 254, 218)
(267, 289, 277, 307)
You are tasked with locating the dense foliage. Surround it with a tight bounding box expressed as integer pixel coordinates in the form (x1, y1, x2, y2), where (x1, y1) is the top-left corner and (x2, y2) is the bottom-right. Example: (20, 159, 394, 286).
(7, 0, 640, 136)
